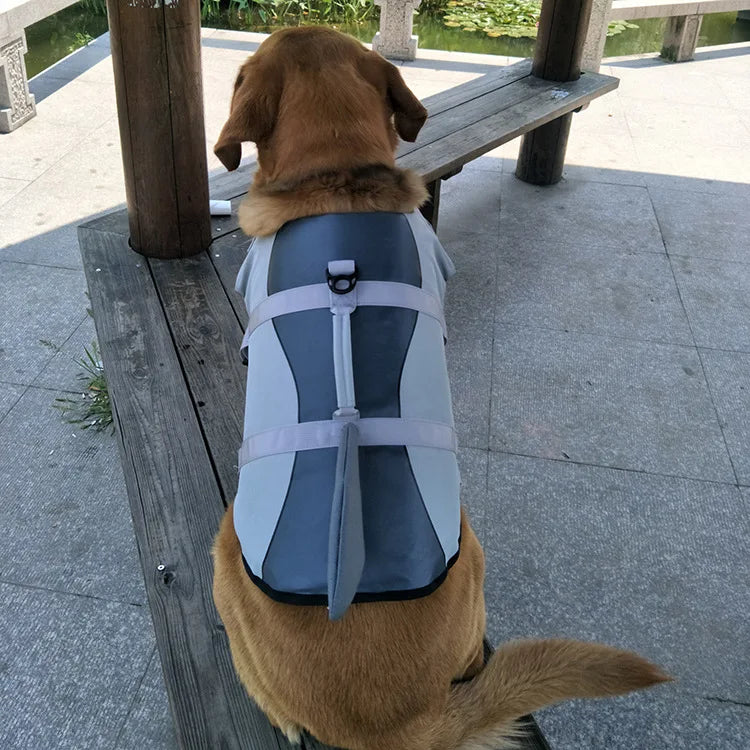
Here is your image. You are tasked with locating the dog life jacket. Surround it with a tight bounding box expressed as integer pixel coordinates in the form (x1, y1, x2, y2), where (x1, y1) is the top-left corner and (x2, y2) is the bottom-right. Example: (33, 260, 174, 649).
(234, 211, 460, 620)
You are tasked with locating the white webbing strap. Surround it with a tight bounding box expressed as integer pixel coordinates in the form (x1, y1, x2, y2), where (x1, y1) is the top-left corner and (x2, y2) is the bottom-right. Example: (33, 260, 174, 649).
(329, 261, 357, 415)
(241, 280, 447, 352)
(238, 418, 457, 468)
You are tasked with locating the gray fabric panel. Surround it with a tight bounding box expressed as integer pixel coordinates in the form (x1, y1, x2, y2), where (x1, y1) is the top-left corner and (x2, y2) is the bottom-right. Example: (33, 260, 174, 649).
(262, 447, 337, 595)
(234, 454, 296, 577)
(327, 422, 365, 620)
(267, 212, 421, 292)
(359, 446, 445, 593)
(400, 314, 454, 425)
(406, 446, 461, 563)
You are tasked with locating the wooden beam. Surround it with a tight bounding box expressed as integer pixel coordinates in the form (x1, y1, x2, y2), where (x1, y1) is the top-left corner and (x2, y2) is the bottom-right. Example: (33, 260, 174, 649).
(106, 0, 211, 258)
(515, 0, 595, 185)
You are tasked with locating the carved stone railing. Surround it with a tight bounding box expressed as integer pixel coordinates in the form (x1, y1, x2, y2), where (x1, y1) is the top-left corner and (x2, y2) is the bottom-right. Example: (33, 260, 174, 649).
(372, 0, 422, 60)
(0, 0, 80, 131)
(583, 0, 750, 71)
(0, 31, 35, 131)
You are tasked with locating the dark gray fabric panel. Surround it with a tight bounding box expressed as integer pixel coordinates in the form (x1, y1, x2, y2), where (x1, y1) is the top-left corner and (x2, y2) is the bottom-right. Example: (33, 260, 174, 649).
(359, 446, 444, 593)
(267, 212, 421, 292)
(262, 447, 337, 594)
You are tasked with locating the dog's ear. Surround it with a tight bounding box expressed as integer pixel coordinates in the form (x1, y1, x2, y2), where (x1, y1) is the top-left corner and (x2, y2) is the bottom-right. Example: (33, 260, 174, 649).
(214, 62, 281, 171)
(360, 52, 427, 143)
(383, 59, 427, 142)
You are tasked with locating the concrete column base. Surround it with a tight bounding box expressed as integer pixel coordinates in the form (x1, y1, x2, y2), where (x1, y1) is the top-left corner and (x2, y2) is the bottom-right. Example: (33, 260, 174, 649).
(661, 14, 703, 62)
(372, 0, 422, 60)
(0, 32, 37, 132)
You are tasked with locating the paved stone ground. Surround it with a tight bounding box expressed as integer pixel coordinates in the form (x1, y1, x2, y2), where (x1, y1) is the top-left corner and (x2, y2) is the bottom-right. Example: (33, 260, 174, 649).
(1, 29, 749, 750)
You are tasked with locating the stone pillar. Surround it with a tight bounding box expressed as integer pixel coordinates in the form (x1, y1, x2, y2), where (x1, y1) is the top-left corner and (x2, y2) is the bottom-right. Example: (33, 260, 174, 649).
(372, 0, 422, 61)
(0, 32, 37, 133)
(661, 15, 703, 62)
(581, 0, 613, 72)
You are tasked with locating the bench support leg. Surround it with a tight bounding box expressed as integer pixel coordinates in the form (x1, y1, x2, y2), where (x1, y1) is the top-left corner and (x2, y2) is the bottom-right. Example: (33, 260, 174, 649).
(661, 15, 703, 62)
(516, 0, 594, 186)
(420, 179, 441, 231)
(0, 32, 36, 133)
(516, 113, 574, 186)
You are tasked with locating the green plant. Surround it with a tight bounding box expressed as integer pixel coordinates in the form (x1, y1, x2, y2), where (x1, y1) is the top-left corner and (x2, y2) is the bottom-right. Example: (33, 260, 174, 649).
(441, 0, 541, 38)
(67, 31, 94, 53)
(439, 0, 637, 39)
(53, 342, 114, 434)
(607, 19, 638, 37)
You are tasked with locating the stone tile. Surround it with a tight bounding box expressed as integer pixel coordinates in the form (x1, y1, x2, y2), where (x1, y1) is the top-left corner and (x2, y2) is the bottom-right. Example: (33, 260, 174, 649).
(446, 308, 493, 450)
(671, 255, 750, 352)
(561, 137, 646, 187)
(701, 348, 750, 485)
(490, 325, 734, 482)
(484, 453, 750, 701)
(615, 63, 733, 108)
(34, 77, 117, 129)
(714, 73, 750, 112)
(494, 240, 693, 345)
(457, 448, 489, 546)
(0, 225, 85, 270)
(650, 188, 750, 264)
(623, 97, 750, 148)
(0, 262, 88, 383)
(114, 650, 177, 750)
(442, 230, 498, 324)
(438, 169, 502, 239)
(443, 230, 498, 450)
(0, 122, 125, 266)
(0, 582, 154, 750)
(0, 177, 29, 207)
(33, 315, 97, 393)
(0, 386, 145, 604)
(0, 382, 24, 423)
(634, 140, 750, 197)
(536, 690, 750, 750)
(498, 176, 666, 255)
(0, 114, 88, 182)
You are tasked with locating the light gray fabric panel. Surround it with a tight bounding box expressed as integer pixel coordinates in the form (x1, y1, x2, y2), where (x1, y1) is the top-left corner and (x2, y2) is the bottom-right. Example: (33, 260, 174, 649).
(242, 319, 298, 437)
(406, 446, 461, 562)
(238, 418, 457, 466)
(243, 280, 447, 345)
(234, 454, 295, 577)
(399, 313, 454, 426)
(405, 211, 456, 304)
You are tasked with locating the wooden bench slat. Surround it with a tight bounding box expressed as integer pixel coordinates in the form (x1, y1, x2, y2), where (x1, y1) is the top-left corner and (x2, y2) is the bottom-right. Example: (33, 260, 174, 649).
(418, 59, 533, 118)
(79, 226, 292, 750)
(397, 73, 557, 160)
(400, 71, 619, 183)
(149, 252, 247, 499)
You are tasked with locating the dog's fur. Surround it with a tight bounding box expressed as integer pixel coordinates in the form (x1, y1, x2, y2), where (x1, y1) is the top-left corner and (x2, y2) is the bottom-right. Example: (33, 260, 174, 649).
(212, 27, 670, 750)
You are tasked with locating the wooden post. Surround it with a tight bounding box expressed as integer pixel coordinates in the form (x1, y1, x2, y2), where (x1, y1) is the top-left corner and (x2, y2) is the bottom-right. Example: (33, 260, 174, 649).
(515, 0, 595, 185)
(106, 0, 211, 258)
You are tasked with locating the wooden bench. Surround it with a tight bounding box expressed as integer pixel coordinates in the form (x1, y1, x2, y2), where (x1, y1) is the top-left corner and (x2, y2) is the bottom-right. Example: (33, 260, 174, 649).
(0, 0, 79, 130)
(79, 58, 617, 749)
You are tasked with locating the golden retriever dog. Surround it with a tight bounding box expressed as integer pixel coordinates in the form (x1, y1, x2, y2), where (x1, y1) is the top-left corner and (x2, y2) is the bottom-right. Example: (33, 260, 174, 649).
(212, 26, 669, 750)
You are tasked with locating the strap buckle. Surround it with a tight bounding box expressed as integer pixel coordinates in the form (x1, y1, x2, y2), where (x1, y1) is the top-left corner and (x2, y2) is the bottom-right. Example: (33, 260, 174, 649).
(327, 260, 358, 295)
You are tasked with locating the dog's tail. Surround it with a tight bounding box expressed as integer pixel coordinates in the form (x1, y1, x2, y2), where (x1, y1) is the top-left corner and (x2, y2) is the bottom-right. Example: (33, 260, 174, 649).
(429, 639, 670, 750)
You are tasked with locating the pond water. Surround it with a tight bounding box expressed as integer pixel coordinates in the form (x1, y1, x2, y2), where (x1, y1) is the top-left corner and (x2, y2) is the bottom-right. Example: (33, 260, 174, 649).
(24, 2, 750, 80)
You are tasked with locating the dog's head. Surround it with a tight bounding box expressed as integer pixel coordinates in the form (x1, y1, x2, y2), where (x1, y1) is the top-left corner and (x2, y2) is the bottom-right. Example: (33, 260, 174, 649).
(213, 27, 427, 185)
